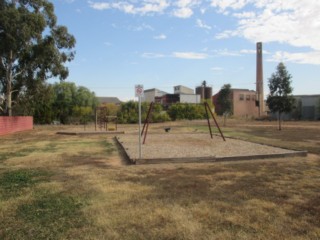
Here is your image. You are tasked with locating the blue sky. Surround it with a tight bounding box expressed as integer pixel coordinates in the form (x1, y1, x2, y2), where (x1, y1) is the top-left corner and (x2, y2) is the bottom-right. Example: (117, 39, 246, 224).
(54, 0, 320, 101)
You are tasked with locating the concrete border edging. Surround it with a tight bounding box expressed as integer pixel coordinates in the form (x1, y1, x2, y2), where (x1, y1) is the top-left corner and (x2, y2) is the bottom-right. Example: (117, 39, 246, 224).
(57, 131, 125, 135)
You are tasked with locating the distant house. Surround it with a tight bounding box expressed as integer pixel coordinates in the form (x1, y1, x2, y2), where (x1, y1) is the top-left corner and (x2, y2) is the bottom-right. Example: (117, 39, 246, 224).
(97, 97, 122, 105)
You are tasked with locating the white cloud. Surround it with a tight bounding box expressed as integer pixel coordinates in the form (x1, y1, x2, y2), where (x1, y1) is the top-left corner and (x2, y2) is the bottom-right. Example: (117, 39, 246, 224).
(196, 19, 211, 30)
(268, 51, 320, 65)
(154, 34, 167, 40)
(212, 1, 320, 51)
(87, 0, 320, 65)
(200, 8, 206, 14)
(88, 1, 110, 10)
(240, 49, 269, 54)
(142, 52, 165, 58)
(88, 0, 170, 15)
(173, 52, 208, 59)
(139, 0, 170, 15)
(212, 49, 241, 56)
(215, 30, 239, 39)
(172, 0, 201, 18)
(211, 0, 249, 12)
(210, 0, 320, 64)
(173, 7, 193, 18)
(131, 23, 154, 31)
(233, 11, 255, 18)
(240, 49, 256, 54)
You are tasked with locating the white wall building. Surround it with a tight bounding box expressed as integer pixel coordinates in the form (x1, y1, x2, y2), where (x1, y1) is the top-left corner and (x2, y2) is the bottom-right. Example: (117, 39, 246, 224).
(179, 94, 201, 104)
(174, 85, 194, 95)
(143, 88, 167, 102)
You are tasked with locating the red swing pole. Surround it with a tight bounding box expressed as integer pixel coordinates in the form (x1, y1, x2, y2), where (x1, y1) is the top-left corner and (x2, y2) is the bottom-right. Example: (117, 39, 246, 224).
(204, 102, 213, 139)
(206, 102, 226, 141)
(141, 102, 154, 144)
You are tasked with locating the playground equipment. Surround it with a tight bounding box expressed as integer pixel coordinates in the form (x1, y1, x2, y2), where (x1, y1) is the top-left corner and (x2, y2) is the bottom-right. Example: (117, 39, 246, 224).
(95, 107, 118, 131)
(141, 102, 226, 144)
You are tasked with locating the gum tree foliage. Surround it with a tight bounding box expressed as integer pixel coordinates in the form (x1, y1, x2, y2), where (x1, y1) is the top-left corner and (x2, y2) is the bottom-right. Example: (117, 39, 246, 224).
(167, 103, 206, 121)
(267, 62, 295, 130)
(52, 82, 98, 124)
(12, 81, 97, 124)
(117, 101, 170, 124)
(216, 84, 232, 116)
(0, 0, 75, 116)
(13, 81, 55, 123)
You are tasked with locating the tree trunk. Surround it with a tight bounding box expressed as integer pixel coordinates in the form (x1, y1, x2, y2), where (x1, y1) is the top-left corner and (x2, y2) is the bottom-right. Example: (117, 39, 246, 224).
(223, 113, 227, 127)
(278, 111, 282, 131)
(5, 51, 13, 116)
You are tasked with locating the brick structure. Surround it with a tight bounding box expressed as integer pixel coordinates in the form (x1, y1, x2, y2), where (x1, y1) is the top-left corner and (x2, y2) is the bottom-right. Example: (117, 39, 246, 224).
(256, 42, 265, 116)
(0, 116, 33, 136)
(231, 89, 258, 117)
(213, 89, 259, 118)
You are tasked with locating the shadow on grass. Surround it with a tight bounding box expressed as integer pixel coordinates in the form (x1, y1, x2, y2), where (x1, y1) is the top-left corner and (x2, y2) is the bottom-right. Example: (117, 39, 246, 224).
(0, 168, 90, 240)
(1, 191, 88, 240)
(0, 169, 51, 200)
(15, 191, 88, 240)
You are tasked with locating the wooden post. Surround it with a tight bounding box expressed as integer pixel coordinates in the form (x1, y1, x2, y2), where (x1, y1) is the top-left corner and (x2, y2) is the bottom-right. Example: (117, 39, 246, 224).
(95, 108, 97, 131)
(141, 102, 154, 144)
(204, 103, 213, 139)
(205, 102, 226, 141)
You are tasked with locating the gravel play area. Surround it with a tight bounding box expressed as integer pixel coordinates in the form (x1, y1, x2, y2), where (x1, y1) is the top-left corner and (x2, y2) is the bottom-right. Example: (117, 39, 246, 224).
(116, 133, 307, 164)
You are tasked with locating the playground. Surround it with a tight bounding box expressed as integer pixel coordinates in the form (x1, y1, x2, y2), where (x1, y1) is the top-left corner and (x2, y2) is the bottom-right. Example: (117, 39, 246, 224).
(0, 120, 319, 239)
(116, 104, 307, 164)
(117, 132, 306, 164)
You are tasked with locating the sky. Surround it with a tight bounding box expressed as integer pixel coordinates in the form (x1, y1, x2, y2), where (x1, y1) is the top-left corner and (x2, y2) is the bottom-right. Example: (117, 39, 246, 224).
(53, 0, 320, 101)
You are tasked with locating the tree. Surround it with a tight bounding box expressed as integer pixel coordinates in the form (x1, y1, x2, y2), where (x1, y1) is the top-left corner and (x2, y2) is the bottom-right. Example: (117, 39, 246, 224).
(167, 103, 206, 121)
(267, 62, 295, 130)
(216, 84, 232, 126)
(72, 106, 92, 130)
(52, 82, 98, 124)
(216, 84, 232, 115)
(0, 0, 75, 116)
(13, 81, 55, 123)
(52, 82, 76, 124)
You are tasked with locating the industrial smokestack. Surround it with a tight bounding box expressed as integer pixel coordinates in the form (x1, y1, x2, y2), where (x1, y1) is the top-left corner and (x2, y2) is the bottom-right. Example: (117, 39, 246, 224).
(256, 42, 264, 117)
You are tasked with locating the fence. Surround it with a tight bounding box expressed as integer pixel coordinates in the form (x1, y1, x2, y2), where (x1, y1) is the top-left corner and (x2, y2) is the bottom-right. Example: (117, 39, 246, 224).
(0, 116, 33, 136)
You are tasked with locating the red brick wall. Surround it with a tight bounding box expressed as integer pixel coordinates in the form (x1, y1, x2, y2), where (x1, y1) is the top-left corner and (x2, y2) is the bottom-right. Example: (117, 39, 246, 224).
(0, 116, 33, 136)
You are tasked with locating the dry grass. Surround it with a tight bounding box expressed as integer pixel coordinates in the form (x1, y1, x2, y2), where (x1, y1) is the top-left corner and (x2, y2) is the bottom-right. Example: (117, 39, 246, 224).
(0, 121, 320, 239)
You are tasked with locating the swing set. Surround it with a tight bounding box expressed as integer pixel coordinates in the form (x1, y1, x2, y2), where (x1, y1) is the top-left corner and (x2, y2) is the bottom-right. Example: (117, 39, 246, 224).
(141, 102, 226, 144)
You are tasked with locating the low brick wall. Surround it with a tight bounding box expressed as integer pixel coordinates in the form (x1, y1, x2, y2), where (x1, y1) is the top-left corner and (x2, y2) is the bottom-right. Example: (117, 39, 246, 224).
(0, 116, 33, 136)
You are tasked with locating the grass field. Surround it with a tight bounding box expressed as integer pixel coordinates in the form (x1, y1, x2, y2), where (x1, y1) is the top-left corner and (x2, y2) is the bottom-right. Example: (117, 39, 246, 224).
(0, 120, 319, 239)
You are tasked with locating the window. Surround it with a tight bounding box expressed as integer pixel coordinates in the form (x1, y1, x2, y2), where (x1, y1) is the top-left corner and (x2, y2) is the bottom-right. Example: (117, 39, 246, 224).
(246, 95, 250, 101)
(252, 95, 256, 101)
(239, 94, 244, 100)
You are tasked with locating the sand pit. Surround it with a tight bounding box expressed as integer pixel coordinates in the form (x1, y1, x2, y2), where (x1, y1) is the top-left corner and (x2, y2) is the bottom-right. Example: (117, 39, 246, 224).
(116, 133, 307, 164)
